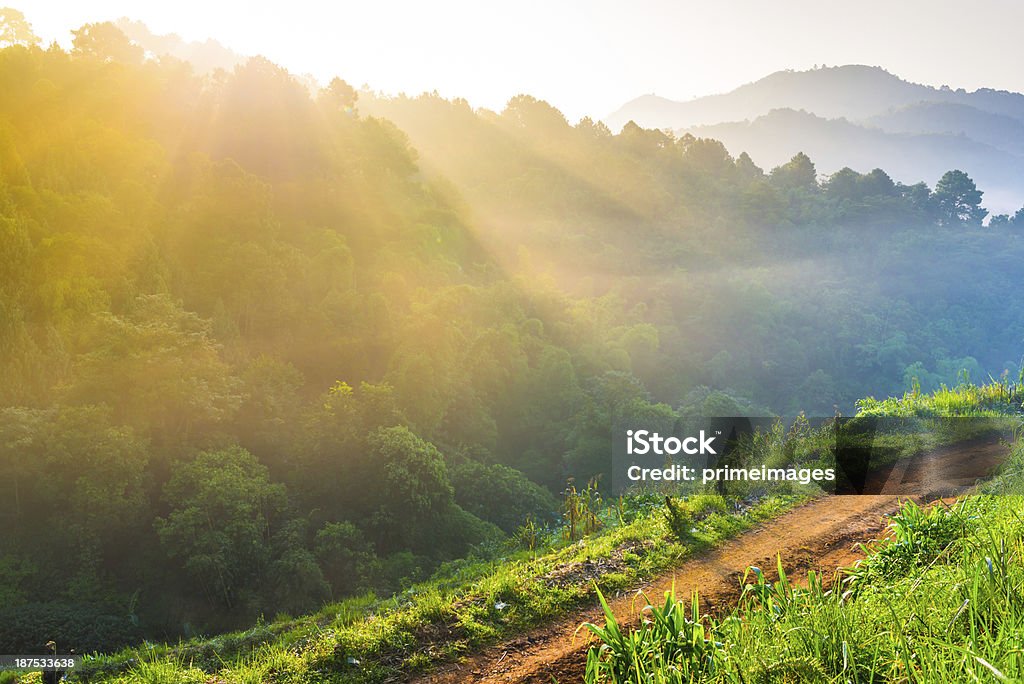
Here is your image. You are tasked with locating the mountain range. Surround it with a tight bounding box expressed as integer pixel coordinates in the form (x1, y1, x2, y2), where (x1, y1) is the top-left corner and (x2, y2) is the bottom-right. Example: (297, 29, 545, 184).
(605, 65, 1024, 214)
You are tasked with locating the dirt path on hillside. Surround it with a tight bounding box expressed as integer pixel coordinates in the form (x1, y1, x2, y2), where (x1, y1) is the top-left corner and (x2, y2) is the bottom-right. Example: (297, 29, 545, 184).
(872, 436, 1007, 497)
(414, 439, 1008, 684)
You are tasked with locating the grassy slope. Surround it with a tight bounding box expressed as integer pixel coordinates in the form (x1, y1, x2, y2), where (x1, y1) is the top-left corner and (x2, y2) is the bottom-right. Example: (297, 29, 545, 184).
(48, 494, 804, 683)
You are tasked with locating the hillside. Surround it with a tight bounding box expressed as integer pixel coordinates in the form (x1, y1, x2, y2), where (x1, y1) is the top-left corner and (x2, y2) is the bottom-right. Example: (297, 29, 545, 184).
(4, 30, 1024, 666)
(581, 388, 1024, 684)
(867, 101, 1024, 156)
(606, 65, 1024, 213)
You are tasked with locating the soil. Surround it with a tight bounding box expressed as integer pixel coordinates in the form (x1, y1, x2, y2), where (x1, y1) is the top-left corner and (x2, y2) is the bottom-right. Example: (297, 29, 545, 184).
(411, 438, 1009, 684)
(870, 435, 1008, 497)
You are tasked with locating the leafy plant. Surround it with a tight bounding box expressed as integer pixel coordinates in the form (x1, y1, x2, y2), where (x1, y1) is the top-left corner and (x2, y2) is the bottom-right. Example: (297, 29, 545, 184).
(563, 478, 603, 541)
(845, 498, 975, 592)
(581, 585, 722, 683)
(514, 516, 542, 553)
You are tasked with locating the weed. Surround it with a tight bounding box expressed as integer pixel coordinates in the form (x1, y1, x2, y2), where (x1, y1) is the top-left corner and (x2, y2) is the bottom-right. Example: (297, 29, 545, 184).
(563, 478, 603, 541)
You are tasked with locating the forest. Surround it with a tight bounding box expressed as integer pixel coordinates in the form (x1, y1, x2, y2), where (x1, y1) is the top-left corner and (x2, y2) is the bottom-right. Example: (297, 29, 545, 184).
(2, 14, 1024, 652)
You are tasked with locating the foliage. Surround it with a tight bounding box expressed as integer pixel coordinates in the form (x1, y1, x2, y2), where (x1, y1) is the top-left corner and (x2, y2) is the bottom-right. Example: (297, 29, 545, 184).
(934, 169, 987, 226)
(3, 25, 1024, 652)
(664, 493, 728, 542)
(844, 499, 975, 591)
(155, 447, 287, 610)
(0, 602, 142, 653)
(857, 378, 1023, 417)
(582, 587, 721, 682)
(563, 479, 604, 541)
(449, 460, 558, 534)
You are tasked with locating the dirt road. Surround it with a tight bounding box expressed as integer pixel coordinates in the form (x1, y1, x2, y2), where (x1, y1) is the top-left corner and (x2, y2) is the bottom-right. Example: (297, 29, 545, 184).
(415, 439, 1008, 684)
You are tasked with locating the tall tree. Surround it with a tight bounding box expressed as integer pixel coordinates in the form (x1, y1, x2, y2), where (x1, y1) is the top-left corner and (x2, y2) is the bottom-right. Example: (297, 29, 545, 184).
(0, 7, 38, 47)
(934, 169, 987, 226)
(155, 447, 287, 608)
(71, 22, 144, 64)
(1010, 206, 1024, 228)
(770, 152, 818, 191)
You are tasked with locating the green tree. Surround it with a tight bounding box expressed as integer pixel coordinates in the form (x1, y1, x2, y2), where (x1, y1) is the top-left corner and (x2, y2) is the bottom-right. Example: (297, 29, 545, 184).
(155, 446, 287, 608)
(861, 168, 898, 197)
(933, 170, 987, 226)
(902, 361, 940, 393)
(899, 181, 937, 221)
(0, 406, 149, 595)
(770, 152, 817, 191)
(266, 519, 330, 614)
(315, 521, 374, 596)
(795, 369, 838, 415)
(825, 167, 863, 201)
(681, 137, 734, 179)
(735, 151, 764, 183)
(233, 355, 304, 456)
(367, 426, 454, 552)
(66, 294, 241, 440)
(449, 461, 557, 533)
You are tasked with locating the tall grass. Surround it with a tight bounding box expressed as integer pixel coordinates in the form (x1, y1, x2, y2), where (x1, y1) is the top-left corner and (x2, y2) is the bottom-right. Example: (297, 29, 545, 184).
(583, 491, 1024, 683)
(581, 588, 720, 683)
(663, 493, 728, 542)
(857, 378, 1023, 417)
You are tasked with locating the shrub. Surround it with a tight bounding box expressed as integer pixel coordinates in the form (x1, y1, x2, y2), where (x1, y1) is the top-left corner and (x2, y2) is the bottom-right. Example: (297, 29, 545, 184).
(450, 461, 558, 533)
(663, 493, 727, 541)
(845, 499, 974, 591)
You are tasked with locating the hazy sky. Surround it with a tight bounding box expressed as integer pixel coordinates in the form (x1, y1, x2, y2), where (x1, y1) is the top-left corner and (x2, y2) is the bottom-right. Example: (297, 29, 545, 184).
(20, 0, 1024, 121)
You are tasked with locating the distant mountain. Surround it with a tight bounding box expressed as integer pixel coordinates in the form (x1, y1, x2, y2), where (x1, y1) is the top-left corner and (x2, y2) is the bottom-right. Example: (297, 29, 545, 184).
(605, 65, 1024, 214)
(607, 66, 929, 131)
(867, 102, 1024, 157)
(605, 65, 1024, 131)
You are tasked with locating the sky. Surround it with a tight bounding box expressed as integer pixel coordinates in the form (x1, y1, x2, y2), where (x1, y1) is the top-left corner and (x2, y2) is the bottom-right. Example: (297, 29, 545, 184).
(19, 0, 1024, 122)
